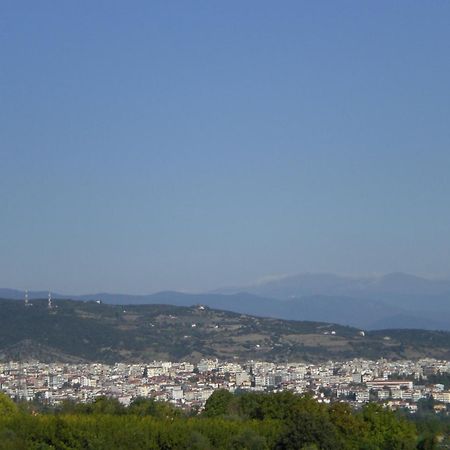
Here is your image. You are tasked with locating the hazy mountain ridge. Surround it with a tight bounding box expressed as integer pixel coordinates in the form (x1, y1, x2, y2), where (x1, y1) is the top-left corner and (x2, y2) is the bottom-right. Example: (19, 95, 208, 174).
(213, 272, 450, 330)
(219, 272, 450, 298)
(3, 272, 450, 331)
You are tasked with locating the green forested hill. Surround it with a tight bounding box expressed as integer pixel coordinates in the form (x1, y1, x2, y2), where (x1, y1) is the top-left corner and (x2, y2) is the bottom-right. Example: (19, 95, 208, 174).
(1, 298, 449, 363)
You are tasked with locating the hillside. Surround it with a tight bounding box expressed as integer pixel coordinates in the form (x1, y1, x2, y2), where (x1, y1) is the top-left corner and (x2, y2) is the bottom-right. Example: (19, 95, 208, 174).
(4, 272, 450, 330)
(1, 298, 450, 363)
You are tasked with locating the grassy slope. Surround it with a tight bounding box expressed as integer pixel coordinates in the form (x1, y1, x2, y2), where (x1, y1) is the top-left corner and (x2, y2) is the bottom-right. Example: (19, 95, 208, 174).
(0, 298, 449, 363)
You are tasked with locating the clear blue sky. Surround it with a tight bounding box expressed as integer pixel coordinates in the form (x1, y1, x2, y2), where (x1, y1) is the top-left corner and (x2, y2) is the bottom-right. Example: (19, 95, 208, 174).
(1, 1, 449, 294)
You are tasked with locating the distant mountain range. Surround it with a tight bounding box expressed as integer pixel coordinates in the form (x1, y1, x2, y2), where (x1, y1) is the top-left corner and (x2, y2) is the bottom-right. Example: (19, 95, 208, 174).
(2, 272, 450, 331)
(1, 298, 450, 363)
(216, 272, 450, 298)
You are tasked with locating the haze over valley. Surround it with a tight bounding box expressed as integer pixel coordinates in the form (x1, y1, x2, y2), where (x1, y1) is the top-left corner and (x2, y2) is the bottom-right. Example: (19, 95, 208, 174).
(3, 272, 450, 331)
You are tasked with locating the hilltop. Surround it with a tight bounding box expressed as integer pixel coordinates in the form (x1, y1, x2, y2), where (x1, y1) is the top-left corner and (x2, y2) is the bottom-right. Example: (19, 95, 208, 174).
(1, 298, 450, 363)
(4, 273, 450, 331)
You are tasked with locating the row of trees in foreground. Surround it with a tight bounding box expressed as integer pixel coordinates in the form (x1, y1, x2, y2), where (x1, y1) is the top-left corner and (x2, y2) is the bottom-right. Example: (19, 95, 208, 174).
(0, 390, 444, 449)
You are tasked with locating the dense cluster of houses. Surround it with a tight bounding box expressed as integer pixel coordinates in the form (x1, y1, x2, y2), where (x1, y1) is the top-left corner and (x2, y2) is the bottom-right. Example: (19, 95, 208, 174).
(2, 358, 449, 412)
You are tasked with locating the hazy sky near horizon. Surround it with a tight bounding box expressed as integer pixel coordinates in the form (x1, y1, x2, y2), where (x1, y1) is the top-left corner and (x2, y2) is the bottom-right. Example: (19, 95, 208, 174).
(1, 1, 450, 294)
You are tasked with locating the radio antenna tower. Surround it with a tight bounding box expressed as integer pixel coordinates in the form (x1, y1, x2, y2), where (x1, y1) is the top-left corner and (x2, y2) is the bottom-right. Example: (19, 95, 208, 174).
(48, 290, 53, 309)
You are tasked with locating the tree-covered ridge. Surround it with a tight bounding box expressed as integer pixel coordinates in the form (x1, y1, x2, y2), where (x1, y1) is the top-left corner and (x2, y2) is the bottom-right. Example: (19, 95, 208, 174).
(0, 390, 434, 449)
(1, 298, 450, 363)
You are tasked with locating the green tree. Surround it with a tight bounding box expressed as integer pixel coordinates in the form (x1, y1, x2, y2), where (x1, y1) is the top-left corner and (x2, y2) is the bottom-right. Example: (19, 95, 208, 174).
(128, 397, 182, 419)
(361, 403, 417, 450)
(203, 389, 235, 417)
(187, 431, 212, 450)
(276, 407, 342, 450)
(0, 393, 18, 416)
(231, 429, 268, 450)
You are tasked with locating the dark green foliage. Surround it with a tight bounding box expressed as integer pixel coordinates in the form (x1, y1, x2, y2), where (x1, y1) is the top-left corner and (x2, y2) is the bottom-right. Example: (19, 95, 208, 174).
(187, 431, 213, 450)
(276, 408, 342, 450)
(127, 398, 182, 419)
(426, 373, 450, 389)
(0, 391, 438, 449)
(203, 389, 235, 417)
(0, 393, 18, 416)
(416, 432, 439, 450)
(230, 429, 269, 450)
